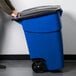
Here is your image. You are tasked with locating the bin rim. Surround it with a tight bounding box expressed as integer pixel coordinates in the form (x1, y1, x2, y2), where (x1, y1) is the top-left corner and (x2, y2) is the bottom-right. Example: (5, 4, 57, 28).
(12, 5, 62, 21)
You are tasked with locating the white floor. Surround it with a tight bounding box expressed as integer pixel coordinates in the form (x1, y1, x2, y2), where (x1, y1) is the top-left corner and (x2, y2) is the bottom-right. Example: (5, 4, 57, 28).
(0, 60, 76, 76)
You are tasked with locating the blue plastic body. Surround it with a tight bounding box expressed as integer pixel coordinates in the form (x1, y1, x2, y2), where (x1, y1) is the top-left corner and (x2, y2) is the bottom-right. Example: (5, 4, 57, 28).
(17, 11, 64, 70)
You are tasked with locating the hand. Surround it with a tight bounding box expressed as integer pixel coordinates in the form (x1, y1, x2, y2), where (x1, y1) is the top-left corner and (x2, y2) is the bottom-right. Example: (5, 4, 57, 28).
(11, 10, 18, 17)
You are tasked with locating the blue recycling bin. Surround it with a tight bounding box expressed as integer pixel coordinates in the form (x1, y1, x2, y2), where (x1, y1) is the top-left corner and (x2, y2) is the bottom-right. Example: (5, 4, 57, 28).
(14, 5, 64, 73)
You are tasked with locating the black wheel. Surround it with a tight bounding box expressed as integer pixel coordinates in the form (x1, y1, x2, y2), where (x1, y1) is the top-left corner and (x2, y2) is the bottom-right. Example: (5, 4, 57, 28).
(32, 60, 47, 73)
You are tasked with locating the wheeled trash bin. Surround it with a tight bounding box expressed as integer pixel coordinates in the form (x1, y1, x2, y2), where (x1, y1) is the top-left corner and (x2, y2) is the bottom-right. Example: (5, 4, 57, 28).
(13, 5, 64, 73)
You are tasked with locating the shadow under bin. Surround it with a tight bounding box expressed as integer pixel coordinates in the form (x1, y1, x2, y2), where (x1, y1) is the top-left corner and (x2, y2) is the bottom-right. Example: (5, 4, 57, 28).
(13, 5, 64, 73)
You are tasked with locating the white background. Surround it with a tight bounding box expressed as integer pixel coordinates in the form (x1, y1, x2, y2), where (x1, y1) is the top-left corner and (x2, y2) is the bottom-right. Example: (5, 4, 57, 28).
(0, 0, 76, 54)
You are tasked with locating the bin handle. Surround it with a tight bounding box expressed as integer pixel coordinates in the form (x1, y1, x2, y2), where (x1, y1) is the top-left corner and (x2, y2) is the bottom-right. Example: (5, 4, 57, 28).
(57, 9, 63, 16)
